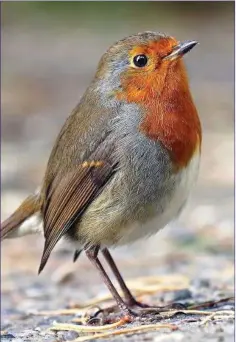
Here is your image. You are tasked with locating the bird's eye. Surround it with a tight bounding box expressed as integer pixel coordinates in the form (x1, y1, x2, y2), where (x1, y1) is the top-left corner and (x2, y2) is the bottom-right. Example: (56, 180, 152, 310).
(133, 54, 148, 68)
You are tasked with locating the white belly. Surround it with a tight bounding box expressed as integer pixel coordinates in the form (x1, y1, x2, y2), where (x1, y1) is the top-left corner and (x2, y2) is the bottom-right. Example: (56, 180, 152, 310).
(117, 152, 200, 245)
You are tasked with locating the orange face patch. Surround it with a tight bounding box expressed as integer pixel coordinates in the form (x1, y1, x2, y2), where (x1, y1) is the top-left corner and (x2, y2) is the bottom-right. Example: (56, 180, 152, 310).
(129, 37, 178, 71)
(116, 38, 201, 171)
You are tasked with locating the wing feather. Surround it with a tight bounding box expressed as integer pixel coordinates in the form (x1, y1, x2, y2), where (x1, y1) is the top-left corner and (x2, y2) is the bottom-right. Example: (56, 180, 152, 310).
(38, 161, 116, 273)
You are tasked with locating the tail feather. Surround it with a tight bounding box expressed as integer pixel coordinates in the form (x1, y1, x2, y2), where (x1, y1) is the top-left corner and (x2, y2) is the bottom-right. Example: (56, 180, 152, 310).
(1, 194, 41, 240)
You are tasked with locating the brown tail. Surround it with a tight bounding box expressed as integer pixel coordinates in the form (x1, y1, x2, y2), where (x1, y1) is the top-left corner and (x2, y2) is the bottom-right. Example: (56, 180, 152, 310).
(1, 194, 41, 240)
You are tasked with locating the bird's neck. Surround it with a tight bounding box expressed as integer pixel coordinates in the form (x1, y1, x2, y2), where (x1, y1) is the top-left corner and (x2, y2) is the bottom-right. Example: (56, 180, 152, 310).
(118, 61, 202, 170)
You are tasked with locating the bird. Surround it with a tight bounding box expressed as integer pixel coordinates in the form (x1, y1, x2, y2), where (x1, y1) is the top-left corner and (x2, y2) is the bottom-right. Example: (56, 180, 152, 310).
(1, 31, 201, 318)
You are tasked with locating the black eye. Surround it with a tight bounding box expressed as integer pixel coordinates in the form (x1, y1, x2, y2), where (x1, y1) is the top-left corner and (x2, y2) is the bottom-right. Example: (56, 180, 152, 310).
(133, 54, 148, 68)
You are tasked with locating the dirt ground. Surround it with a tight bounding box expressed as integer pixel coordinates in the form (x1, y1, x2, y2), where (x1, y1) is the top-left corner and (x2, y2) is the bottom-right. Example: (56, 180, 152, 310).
(1, 3, 234, 342)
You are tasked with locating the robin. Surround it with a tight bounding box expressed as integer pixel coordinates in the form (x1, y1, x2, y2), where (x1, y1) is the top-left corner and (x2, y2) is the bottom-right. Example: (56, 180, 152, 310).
(1, 31, 201, 318)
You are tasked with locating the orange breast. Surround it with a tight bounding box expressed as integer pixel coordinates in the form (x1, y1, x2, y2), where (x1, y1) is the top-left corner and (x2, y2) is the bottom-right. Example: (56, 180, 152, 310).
(117, 59, 201, 170)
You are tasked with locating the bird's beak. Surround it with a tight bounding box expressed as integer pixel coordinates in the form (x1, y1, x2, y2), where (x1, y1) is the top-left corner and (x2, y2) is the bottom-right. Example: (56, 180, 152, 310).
(164, 40, 198, 61)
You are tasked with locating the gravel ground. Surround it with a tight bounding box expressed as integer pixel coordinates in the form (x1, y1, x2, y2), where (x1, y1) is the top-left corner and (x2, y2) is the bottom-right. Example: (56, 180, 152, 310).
(1, 3, 234, 342)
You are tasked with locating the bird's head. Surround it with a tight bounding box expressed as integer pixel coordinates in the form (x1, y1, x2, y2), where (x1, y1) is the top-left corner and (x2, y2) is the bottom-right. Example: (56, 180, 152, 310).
(95, 31, 197, 102)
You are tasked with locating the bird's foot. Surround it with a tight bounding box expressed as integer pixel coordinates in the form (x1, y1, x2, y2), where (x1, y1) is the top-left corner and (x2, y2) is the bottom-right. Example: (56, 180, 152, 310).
(88, 305, 139, 325)
(88, 301, 187, 324)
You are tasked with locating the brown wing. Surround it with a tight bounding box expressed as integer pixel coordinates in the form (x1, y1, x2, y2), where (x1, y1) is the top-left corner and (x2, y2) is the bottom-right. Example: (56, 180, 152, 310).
(39, 161, 116, 273)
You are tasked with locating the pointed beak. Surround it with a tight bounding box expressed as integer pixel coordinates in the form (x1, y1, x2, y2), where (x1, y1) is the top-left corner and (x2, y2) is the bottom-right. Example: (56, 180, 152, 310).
(164, 40, 198, 61)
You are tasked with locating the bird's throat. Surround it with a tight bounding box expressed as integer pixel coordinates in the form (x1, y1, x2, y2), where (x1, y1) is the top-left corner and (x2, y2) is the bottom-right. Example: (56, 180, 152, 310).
(117, 61, 201, 170)
(140, 86, 201, 170)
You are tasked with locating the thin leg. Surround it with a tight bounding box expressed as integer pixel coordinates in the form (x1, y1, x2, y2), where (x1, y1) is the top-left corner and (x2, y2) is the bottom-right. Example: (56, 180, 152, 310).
(102, 248, 142, 307)
(102, 249, 186, 312)
(85, 246, 134, 316)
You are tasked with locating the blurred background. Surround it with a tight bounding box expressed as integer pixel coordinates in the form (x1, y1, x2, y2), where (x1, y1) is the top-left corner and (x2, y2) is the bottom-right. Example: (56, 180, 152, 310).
(1, 0, 234, 331)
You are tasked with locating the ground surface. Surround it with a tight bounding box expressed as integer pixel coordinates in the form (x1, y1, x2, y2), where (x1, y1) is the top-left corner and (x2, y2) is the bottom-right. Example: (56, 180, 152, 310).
(1, 3, 234, 342)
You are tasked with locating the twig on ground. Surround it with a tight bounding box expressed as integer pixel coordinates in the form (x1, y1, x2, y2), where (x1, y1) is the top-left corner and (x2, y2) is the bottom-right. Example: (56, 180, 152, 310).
(72, 324, 177, 342)
(200, 311, 234, 325)
(188, 297, 234, 310)
(165, 309, 234, 318)
(50, 322, 178, 342)
(50, 318, 126, 333)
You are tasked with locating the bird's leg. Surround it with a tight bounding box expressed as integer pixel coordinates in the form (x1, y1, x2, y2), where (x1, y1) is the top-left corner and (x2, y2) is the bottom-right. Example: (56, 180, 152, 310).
(102, 248, 187, 313)
(85, 245, 136, 318)
(102, 248, 148, 308)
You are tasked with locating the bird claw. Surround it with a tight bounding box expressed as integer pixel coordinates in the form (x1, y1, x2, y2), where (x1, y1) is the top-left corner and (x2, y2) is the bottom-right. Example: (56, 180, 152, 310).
(89, 301, 187, 324)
